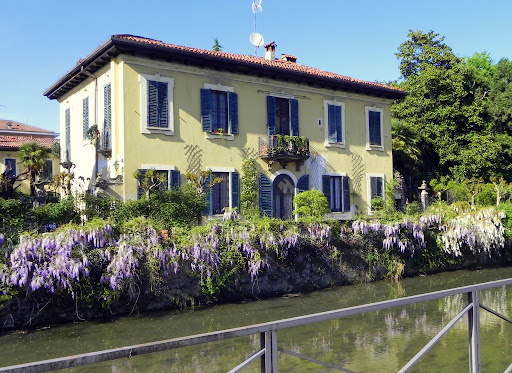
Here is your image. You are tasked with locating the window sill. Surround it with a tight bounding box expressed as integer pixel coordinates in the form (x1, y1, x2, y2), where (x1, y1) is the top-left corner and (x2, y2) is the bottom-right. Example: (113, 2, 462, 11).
(142, 127, 174, 136)
(366, 144, 384, 152)
(206, 133, 235, 141)
(325, 142, 346, 149)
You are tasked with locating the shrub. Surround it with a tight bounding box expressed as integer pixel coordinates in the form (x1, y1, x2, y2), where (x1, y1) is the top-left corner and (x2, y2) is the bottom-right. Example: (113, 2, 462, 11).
(293, 189, 329, 222)
(475, 184, 496, 206)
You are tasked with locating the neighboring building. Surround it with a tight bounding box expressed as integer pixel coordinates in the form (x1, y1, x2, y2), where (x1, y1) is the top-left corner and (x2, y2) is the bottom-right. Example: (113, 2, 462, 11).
(44, 34, 406, 218)
(0, 120, 59, 195)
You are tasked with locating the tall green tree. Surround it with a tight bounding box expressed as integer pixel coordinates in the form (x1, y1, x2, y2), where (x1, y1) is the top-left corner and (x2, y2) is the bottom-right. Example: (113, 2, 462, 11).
(392, 30, 489, 181)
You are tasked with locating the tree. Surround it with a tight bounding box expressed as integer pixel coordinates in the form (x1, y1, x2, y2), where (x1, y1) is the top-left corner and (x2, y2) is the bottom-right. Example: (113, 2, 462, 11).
(18, 142, 49, 198)
(133, 169, 167, 199)
(212, 38, 222, 52)
(392, 30, 489, 181)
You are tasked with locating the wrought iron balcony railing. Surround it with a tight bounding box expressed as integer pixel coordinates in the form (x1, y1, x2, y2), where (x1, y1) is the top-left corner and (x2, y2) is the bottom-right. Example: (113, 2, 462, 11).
(258, 135, 310, 170)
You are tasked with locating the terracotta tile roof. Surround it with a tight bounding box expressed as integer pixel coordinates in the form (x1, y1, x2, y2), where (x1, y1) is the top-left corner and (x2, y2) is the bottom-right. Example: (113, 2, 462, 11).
(0, 120, 59, 150)
(44, 34, 407, 100)
(0, 120, 56, 134)
(115, 34, 404, 94)
(0, 135, 58, 150)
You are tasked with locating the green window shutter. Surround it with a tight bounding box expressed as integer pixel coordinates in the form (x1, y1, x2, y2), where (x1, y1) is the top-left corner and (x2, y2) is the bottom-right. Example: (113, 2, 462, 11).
(266, 96, 276, 135)
(228, 91, 238, 135)
(369, 111, 381, 146)
(259, 173, 273, 217)
(231, 171, 240, 211)
(83, 97, 89, 140)
(297, 175, 309, 194)
(201, 88, 212, 132)
(342, 176, 350, 212)
(104, 84, 112, 148)
(322, 175, 331, 207)
(290, 98, 299, 136)
(170, 170, 180, 188)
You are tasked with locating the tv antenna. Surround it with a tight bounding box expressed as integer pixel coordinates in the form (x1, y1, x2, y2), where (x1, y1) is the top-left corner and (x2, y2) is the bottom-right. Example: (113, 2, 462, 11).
(250, 0, 264, 55)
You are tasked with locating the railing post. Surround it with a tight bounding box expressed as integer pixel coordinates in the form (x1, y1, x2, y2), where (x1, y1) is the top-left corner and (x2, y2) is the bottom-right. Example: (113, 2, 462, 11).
(468, 290, 481, 373)
(261, 330, 278, 372)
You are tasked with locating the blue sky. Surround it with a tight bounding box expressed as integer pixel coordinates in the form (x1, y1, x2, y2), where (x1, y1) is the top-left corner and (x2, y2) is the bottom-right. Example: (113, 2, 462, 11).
(1, 0, 510, 134)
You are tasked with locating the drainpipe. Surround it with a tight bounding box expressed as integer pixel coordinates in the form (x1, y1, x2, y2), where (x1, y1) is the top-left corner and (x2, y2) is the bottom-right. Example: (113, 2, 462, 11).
(82, 67, 100, 189)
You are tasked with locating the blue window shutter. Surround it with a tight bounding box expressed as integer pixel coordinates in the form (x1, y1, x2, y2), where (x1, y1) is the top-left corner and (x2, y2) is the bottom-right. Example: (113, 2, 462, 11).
(157, 82, 168, 128)
(322, 175, 331, 207)
(170, 170, 180, 188)
(297, 175, 309, 194)
(201, 89, 212, 132)
(370, 177, 383, 199)
(147, 81, 158, 127)
(290, 98, 299, 136)
(229, 91, 238, 135)
(137, 169, 147, 199)
(259, 173, 273, 217)
(203, 174, 213, 215)
(327, 104, 337, 143)
(267, 96, 276, 135)
(369, 111, 381, 146)
(231, 171, 240, 211)
(335, 105, 342, 143)
(342, 176, 350, 212)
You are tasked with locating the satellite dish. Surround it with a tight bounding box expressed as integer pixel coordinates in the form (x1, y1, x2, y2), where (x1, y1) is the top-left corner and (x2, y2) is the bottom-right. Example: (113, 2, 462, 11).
(249, 32, 264, 47)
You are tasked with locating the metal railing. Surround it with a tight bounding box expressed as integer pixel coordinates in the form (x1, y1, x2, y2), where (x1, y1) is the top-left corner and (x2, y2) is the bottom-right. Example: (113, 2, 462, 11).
(1, 278, 512, 373)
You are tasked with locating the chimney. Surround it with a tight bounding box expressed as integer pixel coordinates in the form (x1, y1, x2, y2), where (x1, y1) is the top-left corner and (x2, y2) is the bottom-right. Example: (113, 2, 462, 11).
(280, 54, 297, 63)
(6, 122, 12, 129)
(264, 41, 277, 61)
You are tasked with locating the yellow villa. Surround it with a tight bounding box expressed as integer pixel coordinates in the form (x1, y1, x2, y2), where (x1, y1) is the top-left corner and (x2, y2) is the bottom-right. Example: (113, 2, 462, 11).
(44, 35, 406, 219)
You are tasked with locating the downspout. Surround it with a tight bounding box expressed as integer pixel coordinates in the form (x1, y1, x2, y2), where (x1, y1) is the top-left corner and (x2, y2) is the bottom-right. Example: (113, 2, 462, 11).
(82, 67, 100, 189)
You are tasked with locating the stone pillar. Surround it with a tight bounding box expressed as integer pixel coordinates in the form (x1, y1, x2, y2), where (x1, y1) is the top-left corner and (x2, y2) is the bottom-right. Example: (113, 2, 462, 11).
(418, 180, 429, 212)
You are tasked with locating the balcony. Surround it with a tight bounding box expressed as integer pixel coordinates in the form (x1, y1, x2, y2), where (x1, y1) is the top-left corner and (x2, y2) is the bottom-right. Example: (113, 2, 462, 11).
(259, 135, 310, 171)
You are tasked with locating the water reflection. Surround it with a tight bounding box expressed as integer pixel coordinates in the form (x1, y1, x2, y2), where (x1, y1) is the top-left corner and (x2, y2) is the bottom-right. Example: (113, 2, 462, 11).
(0, 267, 511, 372)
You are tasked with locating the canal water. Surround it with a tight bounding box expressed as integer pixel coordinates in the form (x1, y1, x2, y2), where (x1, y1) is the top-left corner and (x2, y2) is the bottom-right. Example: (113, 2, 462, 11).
(1, 266, 511, 372)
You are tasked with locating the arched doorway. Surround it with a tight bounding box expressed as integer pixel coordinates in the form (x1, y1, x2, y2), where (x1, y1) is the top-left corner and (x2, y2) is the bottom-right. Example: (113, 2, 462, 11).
(273, 174, 295, 220)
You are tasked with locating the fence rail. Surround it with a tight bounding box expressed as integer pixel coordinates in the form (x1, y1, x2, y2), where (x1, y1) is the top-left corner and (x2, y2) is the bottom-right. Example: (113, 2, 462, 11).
(2, 278, 512, 373)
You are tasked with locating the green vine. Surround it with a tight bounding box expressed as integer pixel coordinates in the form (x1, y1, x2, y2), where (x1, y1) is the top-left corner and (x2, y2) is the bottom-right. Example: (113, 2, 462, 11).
(241, 158, 259, 220)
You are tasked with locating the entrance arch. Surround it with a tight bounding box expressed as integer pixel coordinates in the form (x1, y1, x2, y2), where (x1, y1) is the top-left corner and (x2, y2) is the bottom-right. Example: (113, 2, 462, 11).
(273, 174, 295, 220)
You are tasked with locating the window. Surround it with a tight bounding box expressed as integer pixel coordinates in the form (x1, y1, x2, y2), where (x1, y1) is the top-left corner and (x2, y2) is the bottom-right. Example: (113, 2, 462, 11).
(103, 84, 112, 149)
(83, 97, 89, 140)
(136, 167, 180, 199)
(366, 106, 383, 149)
(367, 174, 385, 212)
(65, 108, 71, 162)
(205, 169, 239, 215)
(322, 175, 350, 212)
(267, 96, 299, 136)
(140, 74, 174, 135)
(201, 85, 238, 137)
(4, 158, 16, 178)
(324, 100, 345, 147)
(40, 160, 53, 180)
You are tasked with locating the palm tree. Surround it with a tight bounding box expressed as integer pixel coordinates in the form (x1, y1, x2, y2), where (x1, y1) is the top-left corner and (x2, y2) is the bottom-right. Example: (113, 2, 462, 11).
(18, 142, 48, 197)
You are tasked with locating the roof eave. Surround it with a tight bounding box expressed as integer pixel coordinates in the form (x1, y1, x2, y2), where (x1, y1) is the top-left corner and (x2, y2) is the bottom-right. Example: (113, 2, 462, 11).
(44, 36, 408, 101)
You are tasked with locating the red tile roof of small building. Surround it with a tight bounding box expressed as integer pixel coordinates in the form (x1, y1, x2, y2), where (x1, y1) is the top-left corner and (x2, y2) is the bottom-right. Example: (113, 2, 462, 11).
(0, 120, 58, 150)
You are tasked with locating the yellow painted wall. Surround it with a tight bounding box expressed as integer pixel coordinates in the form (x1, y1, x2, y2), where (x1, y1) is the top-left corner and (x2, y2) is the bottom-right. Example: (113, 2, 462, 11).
(118, 55, 394, 214)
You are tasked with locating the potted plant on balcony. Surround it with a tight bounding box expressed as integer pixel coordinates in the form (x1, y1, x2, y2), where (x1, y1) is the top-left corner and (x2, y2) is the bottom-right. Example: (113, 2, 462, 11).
(212, 128, 226, 136)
